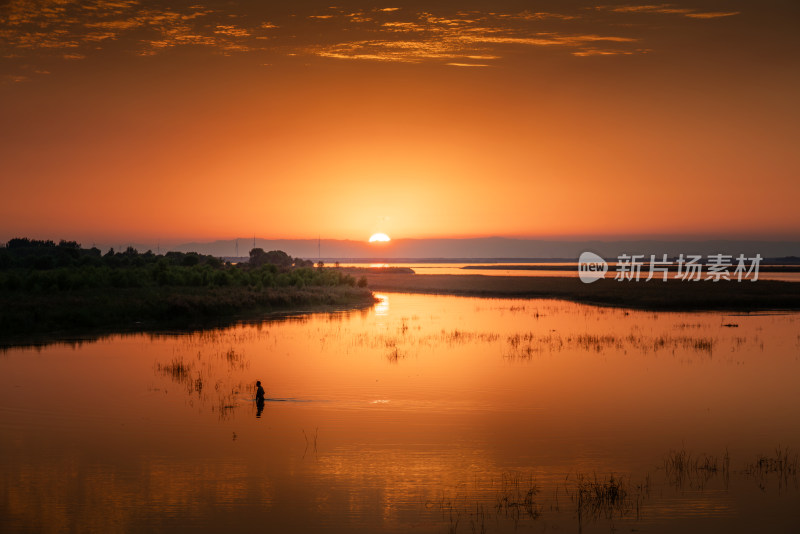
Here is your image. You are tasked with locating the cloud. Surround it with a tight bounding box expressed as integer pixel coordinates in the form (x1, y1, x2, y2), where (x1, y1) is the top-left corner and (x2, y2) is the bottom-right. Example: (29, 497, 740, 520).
(83, 20, 142, 30)
(599, 4, 740, 19)
(308, 31, 638, 63)
(467, 34, 637, 46)
(498, 11, 579, 21)
(684, 12, 740, 19)
(446, 62, 490, 67)
(347, 12, 373, 23)
(315, 38, 466, 62)
(572, 48, 636, 57)
(606, 4, 691, 14)
(3, 74, 31, 83)
(304, 9, 640, 64)
(213, 25, 251, 38)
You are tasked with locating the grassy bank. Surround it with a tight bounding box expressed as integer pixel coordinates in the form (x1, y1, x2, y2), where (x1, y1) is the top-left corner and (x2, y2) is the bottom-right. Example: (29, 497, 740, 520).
(360, 273, 800, 311)
(0, 239, 376, 343)
(0, 284, 375, 339)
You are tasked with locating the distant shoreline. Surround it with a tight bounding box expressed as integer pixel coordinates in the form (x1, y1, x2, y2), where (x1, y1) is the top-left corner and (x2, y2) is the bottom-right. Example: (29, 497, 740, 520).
(460, 264, 800, 272)
(357, 273, 800, 312)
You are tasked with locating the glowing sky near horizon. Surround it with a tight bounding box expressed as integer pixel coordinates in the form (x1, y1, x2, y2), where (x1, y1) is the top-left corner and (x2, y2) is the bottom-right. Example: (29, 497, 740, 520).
(1, 1, 798, 244)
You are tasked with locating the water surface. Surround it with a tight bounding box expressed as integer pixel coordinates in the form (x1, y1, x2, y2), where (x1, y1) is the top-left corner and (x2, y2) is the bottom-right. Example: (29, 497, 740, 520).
(1, 293, 799, 533)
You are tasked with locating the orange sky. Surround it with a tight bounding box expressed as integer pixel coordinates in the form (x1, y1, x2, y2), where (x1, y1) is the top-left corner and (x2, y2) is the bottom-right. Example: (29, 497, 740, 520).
(1, 1, 799, 245)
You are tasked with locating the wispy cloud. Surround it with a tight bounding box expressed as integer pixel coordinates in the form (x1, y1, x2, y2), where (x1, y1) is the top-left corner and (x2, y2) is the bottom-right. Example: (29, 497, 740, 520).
(315, 39, 464, 63)
(446, 62, 490, 67)
(598, 4, 740, 19)
(304, 9, 641, 63)
(3, 74, 30, 82)
(572, 48, 644, 57)
(497, 11, 579, 21)
(684, 12, 740, 19)
(213, 25, 251, 38)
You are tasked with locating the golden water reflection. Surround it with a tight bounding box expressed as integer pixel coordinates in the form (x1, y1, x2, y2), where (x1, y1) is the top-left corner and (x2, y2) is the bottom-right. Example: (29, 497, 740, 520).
(1, 293, 799, 532)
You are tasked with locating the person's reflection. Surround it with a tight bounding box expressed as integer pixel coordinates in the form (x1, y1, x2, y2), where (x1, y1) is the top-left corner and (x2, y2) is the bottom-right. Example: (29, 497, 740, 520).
(255, 380, 266, 418)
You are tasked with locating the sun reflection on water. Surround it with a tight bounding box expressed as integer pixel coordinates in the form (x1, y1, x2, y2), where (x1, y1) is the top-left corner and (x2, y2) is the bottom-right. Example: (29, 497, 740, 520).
(373, 293, 389, 317)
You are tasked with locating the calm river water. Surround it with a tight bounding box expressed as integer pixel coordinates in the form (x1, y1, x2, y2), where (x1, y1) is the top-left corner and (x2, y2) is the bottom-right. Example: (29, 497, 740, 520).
(2, 293, 799, 533)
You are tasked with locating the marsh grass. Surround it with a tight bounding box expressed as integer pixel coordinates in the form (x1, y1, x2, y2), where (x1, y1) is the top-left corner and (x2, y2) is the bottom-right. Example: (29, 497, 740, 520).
(440, 329, 500, 345)
(156, 356, 208, 402)
(503, 331, 716, 360)
(349, 328, 499, 362)
(567, 472, 646, 525)
(156, 357, 192, 382)
(428, 470, 650, 532)
(347, 313, 722, 364)
(430, 471, 649, 532)
(155, 341, 254, 420)
(469, 502, 489, 534)
(428, 472, 542, 533)
(664, 448, 730, 490)
(302, 427, 319, 458)
(225, 348, 244, 366)
(744, 446, 798, 491)
(494, 472, 541, 523)
(424, 444, 800, 534)
(386, 345, 402, 363)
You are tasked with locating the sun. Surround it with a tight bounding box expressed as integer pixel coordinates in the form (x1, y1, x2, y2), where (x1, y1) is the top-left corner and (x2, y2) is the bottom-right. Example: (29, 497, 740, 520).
(369, 233, 391, 243)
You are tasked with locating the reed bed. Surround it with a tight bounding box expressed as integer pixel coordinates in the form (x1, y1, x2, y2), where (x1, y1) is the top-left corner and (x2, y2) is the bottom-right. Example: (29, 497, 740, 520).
(663, 448, 730, 489)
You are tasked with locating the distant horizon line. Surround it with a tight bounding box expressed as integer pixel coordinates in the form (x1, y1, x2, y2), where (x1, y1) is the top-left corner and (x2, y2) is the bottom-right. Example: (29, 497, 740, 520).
(5, 235, 800, 246)
(174, 236, 800, 247)
(4, 235, 800, 260)
(5, 236, 800, 249)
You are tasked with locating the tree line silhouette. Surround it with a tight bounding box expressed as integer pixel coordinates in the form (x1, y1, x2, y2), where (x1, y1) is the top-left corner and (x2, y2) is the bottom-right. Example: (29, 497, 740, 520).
(0, 238, 365, 292)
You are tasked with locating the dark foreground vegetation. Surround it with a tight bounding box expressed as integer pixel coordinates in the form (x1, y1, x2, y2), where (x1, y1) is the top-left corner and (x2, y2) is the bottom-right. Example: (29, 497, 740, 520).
(0, 239, 374, 341)
(360, 272, 800, 311)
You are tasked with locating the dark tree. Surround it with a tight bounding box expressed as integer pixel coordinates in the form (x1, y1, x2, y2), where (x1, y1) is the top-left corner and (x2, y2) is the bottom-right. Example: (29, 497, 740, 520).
(249, 248, 267, 266)
(250, 249, 293, 268)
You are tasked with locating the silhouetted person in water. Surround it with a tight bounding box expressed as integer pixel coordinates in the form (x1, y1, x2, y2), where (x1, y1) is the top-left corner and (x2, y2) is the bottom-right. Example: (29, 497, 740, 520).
(255, 380, 266, 417)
